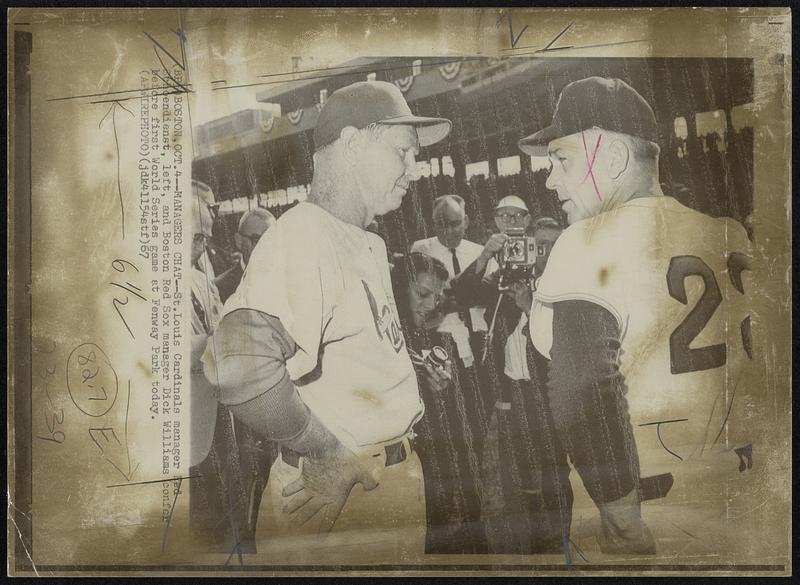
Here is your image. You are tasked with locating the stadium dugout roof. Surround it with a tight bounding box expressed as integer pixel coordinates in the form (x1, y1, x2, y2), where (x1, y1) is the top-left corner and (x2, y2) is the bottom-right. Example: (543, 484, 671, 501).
(458, 56, 753, 113)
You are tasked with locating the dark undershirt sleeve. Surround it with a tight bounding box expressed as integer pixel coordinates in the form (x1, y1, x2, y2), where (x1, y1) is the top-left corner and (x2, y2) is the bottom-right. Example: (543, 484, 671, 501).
(208, 308, 312, 443)
(548, 300, 641, 504)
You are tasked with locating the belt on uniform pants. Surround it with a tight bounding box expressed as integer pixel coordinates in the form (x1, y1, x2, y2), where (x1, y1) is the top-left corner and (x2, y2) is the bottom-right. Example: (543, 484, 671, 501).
(281, 437, 414, 469)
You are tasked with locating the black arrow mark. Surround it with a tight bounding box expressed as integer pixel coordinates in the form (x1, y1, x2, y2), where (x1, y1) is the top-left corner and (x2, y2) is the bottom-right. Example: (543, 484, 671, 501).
(639, 418, 689, 462)
(99, 101, 134, 240)
(537, 21, 575, 53)
(496, 10, 529, 49)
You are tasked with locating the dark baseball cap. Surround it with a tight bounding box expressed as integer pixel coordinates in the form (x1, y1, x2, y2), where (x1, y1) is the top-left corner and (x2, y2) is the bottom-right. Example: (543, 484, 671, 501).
(518, 77, 658, 156)
(314, 81, 452, 151)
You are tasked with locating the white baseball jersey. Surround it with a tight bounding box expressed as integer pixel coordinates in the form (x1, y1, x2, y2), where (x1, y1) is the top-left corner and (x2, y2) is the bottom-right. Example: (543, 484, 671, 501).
(530, 196, 754, 478)
(190, 267, 223, 467)
(191, 266, 222, 335)
(220, 202, 423, 449)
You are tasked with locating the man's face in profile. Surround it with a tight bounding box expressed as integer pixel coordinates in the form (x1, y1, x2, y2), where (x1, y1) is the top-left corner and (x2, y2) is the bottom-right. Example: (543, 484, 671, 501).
(545, 130, 609, 225)
(357, 125, 420, 219)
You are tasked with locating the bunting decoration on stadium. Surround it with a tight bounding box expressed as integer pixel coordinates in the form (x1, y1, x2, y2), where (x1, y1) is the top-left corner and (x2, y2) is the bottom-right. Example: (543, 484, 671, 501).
(439, 60, 462, 80)
(287, 108, 304, 125)
(393, 75, 414, 93)
(258, 110, 275, 133)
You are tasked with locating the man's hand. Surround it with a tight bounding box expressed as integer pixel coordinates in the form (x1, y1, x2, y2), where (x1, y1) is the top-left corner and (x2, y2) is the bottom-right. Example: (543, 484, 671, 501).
(212, 251, 245, 288)
(507, 280, 533, 315)
(229, 251, 244, 270)
(596, 489, 656, 555)
(481, 268, 502, 288)
(436, 292, 460, 316)
(481, 233, 509, 260)
(421, 359, 453, 393)
(282, 442, 378, 533)
(475, 232, 509, 275)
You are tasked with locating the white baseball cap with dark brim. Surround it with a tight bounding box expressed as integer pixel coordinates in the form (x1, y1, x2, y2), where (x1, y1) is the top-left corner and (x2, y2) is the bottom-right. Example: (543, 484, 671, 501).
(314, 81, 452, 151)
(496, 195, 529, 212)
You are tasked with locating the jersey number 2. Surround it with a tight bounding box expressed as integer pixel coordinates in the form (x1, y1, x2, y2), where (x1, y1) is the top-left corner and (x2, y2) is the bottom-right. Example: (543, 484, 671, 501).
(667, 254, 752, 375)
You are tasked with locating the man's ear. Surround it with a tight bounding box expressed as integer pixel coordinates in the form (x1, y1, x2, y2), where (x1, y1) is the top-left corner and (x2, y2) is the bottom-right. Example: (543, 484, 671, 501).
(339, 126, 361, 166)
(463, 214, 470, 230)
(607, 138, 630, 180)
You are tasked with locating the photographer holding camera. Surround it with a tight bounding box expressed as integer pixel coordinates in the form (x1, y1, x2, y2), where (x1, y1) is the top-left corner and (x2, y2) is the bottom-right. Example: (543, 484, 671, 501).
(466, 195, 531, 281)
(449, 201, 572, 554)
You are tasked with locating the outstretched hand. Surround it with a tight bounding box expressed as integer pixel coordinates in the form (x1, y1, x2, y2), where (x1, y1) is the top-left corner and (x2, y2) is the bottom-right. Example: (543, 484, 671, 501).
(421, 359, 453, 393)
(482, 233, 509, 257)
(282, 443, 378, 533)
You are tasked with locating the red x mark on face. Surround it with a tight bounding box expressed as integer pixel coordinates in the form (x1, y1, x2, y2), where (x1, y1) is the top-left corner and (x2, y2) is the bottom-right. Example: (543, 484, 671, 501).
(580, 131, 603, 200)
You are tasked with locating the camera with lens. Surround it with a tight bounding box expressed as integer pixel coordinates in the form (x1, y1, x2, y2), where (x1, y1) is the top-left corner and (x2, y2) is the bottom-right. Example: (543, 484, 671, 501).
(497, 228, 537, 288)
(500, 228, 537, 266)
(424, 346, 449, 370)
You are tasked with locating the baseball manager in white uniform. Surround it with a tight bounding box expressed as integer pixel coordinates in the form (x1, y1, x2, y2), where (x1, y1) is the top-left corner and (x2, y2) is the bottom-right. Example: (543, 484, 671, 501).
(203, 81, 451, 559)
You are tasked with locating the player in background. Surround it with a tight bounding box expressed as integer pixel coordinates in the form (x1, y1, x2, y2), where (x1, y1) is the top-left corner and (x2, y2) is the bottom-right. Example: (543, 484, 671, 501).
(519, 77, 755, 555)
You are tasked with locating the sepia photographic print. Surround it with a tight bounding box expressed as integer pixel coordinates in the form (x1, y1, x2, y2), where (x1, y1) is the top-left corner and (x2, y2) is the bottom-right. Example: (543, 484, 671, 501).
(7, 7, 792, 577)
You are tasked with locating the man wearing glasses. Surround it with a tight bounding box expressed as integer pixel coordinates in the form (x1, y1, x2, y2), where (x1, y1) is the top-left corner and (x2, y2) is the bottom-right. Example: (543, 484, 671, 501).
(469, 195, 532, 280)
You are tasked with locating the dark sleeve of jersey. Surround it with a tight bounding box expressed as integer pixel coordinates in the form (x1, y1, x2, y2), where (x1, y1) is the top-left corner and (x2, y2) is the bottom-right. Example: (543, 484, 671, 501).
(212, 308, 312, 443)
(548, 300, 641, 504)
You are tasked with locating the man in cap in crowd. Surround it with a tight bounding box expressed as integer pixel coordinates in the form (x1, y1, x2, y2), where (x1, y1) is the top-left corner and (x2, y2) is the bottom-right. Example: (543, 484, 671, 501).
(411, 194, 487, 367)
(438, 194, 534, 317)
(203, 81, 451, 559)
(520, 77, 755, 555)
(466, 195, 532, 281)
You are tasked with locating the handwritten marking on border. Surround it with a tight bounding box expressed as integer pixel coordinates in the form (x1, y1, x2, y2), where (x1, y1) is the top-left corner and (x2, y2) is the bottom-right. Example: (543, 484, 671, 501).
(66, 343, 119, 417)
